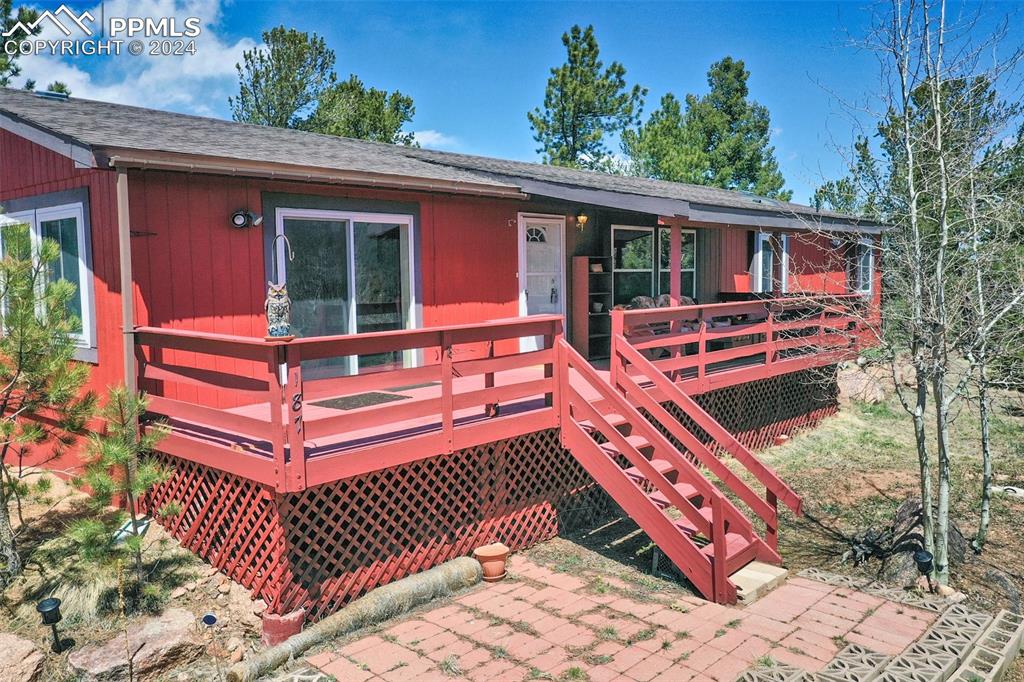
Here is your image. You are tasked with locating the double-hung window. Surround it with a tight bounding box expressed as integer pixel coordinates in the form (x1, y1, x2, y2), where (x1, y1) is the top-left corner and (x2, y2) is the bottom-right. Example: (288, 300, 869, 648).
(852, 238, 874, 294)
(0, 201, 95, 351)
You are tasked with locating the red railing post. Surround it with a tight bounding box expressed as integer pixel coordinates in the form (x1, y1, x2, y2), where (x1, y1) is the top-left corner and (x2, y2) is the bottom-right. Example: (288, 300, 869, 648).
(440, 331, 454, 453)
(610, 309, 624, 392)
(266, 344, 288, 492)
(697, 312, 708, 393)
(547, 321, 562, 414)
(484, 340, 497, 417)
(765, 489, 779, 552)
(711, 494, 728, 603)
(765, 308, 775, 367)
(285, 343, 305, 492)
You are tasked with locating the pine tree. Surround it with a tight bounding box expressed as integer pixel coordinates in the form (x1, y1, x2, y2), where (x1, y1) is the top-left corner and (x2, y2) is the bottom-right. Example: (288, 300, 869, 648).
(230, 26, 337, 128)
(0, 220, 96, 585)
(74, 388, 171, 582)
(624, 57, 791, 200)
(0, 1, 40, 87)
(305, 74, 416, 145)
(528, 24, 646, 169)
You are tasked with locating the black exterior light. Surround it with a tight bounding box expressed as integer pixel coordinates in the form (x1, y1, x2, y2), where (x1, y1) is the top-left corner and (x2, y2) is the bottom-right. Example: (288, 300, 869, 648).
(914, 549, 936, 593)
(36, 597, 64, 652)
(230, 210, 263, 229)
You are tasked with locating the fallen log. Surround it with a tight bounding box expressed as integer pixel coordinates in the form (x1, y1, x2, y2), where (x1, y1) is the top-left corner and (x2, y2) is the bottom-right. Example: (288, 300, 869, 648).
(227, 556, 482, 682)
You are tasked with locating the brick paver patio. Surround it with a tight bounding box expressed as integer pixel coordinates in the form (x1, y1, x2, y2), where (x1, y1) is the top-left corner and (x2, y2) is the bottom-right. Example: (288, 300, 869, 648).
(304, 554, 938, 681)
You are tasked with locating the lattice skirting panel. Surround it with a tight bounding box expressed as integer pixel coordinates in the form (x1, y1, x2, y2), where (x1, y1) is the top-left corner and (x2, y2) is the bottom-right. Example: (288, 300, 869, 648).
(661, 366, 839, 454)
(142, 368, 838, 621)
(143, 429, 615, 620)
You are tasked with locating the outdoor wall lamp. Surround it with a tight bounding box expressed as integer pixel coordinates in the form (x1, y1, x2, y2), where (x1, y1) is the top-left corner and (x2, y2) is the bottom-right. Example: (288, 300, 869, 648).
(36, 597, 65, 652)
(230, 209, 263, 229)
(914, 549, 936, 593)
(576, 211, 589, 230)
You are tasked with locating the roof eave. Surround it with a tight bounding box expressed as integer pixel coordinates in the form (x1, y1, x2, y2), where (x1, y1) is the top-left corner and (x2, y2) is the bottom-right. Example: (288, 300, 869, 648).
(99, 149, 529, 200)
(0, 111, 96, 168)
(685, 202, 886, 234)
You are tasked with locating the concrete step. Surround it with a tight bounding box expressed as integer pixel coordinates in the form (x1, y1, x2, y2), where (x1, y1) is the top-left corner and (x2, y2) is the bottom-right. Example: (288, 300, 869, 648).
(731, 561, 789, 605)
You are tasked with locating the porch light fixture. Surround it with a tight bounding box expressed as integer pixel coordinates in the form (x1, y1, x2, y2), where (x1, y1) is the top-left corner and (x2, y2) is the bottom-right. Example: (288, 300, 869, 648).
(36, 597, 65, 653)
(575, 211, 589, 230)
(230, 210, 263, 229)
(914, 549, 936, 593)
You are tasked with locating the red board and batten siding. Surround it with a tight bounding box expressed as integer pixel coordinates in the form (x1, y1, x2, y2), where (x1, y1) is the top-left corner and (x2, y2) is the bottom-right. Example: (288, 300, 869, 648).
(127, 171, 529, 408)
(0, 129, 125, 470)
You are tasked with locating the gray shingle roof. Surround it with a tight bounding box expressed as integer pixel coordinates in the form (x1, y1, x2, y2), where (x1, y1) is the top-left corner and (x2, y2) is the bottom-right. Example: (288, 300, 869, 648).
(0, 88, 861, 223)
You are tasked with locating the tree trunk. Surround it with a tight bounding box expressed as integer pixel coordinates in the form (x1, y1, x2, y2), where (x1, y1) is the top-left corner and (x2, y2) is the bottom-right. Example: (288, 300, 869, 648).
(912, 366, 935, 557)
(933, 371, 952, 585)
(0, 476, 22, 583)
(974, 360, 993, 551)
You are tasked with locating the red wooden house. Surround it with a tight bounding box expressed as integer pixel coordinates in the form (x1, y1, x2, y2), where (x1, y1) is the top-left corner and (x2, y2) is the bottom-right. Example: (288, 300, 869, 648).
(0, 89, 882, 620)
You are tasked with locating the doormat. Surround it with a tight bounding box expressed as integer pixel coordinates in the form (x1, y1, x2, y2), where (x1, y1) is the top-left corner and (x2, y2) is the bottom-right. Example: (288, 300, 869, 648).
(312, 392, 411, 411)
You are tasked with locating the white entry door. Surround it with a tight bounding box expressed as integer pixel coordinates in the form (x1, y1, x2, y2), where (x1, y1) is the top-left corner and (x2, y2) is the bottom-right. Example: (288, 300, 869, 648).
(518, 214, 566, 352)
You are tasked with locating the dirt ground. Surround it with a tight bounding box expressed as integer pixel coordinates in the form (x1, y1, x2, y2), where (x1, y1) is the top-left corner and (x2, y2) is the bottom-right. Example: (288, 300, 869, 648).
(0, 471, 266, 681)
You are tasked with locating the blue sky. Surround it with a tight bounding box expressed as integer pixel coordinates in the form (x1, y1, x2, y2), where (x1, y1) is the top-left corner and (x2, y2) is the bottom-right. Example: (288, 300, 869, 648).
(16, 1, 1024, 203)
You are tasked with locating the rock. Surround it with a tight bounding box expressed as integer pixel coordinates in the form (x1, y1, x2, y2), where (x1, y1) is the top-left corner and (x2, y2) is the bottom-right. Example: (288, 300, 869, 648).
(230, 648, 244, 663)
(217, 581, 231, 594)
(878, 498, 969, 587)
(856, 355, 869, 368)
(937, 584, 957, 597)
(251, 599, 267, 616)
(204, 565, 218, 577)
(837, 366, 886, 404)
(183, 581, 197, 592)
(226, 637, 243, 652)
(215, 595, 228, 607)
(67, 608, 203, 681)
(0, 633, 45, 682)
(170, 587, 187, 600)
(984, 569, 1022, 613)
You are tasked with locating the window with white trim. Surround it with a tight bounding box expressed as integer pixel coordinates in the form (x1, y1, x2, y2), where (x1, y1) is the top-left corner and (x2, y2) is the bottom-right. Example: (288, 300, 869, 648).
(751, 231, 774, 294)
(853, 239, 874, 294)
(0, 202, 94, 349)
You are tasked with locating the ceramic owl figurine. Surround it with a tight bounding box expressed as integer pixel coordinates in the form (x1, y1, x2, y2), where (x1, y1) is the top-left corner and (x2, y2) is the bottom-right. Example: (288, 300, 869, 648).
(265, 281, 292, 338)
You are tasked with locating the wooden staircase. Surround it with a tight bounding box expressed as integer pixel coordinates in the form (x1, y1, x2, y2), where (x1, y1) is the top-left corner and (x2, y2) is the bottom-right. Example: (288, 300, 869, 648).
(557, 338, 803, 605)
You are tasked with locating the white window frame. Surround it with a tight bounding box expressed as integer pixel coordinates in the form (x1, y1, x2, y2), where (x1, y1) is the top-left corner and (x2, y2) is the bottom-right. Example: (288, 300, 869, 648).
(611, 225, 656, 304)
(657, 227, 697, 299)
(853, 238, 874, 295)
(780, 233, 790, 294)
(1, 202, 95, 349)
(274, 208, 418, 371)
(751, 231, 775, 294)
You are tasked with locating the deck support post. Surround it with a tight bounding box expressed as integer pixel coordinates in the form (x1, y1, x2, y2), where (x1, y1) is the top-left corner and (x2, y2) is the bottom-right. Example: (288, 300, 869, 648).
(440, 331, 454, 452)
(765, 490, 779, 552)
(285, 344, 305, 491)
(116, 168, 137, 395)
(267, 346, 288, 492)
(669, 223, 682, 306)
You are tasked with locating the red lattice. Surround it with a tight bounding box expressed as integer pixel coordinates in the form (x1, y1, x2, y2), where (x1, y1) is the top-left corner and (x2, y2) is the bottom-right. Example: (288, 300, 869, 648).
(143, 370, 838, 621)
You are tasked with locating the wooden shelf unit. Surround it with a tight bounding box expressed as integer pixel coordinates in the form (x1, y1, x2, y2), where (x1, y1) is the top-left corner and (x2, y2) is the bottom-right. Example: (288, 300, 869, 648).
(572, 256, 613, 359)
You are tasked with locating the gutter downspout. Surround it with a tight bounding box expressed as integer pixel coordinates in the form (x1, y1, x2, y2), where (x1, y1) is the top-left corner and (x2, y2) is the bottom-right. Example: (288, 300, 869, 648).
(116, 169, 137, 393)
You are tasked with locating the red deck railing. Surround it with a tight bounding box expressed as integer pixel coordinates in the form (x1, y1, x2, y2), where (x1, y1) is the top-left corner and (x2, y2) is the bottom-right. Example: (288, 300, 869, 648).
(135, 295, 876, 494)
(135, 315, 564, 492)
(610, 294, 877, 395)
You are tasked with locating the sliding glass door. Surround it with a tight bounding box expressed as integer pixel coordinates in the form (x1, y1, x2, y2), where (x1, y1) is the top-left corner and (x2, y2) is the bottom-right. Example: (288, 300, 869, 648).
(275, 209, 415, 375)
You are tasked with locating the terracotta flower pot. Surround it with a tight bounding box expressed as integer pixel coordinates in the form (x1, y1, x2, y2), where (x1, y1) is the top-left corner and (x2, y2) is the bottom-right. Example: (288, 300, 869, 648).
(473, 542, 510, 582)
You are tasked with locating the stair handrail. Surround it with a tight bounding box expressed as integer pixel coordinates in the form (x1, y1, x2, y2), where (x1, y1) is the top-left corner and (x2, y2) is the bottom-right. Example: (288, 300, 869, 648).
(612, 359, 770, 532)
(559, 340, 743, 549)
(614, 337, 804, 517)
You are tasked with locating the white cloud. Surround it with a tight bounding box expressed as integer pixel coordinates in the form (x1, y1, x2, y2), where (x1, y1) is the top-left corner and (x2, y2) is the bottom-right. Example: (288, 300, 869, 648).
(14, 0, 255, 117)
(771, 126, 783, 139)
(412, 129, 459, 150)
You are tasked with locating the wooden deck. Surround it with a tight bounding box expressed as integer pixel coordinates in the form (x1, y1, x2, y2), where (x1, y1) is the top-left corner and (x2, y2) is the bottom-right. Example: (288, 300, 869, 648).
(135, 295, 876, 493)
